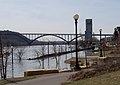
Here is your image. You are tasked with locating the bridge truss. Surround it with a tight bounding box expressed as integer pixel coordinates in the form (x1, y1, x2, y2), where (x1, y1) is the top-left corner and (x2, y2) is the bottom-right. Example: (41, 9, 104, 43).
(22, 33, 113, 45)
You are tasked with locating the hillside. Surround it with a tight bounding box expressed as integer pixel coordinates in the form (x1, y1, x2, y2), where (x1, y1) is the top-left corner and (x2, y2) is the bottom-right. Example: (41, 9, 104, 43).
(64, 70, 120, 85)
(0, 30, 39, 46)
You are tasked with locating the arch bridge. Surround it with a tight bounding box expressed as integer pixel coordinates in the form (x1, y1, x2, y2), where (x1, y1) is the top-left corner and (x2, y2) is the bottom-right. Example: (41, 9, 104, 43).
(22, 33, 113, 45)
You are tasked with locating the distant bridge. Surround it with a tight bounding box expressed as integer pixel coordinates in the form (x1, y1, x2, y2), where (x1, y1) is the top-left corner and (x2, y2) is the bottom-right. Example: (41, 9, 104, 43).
(22, 33, 113, 45)
(22, 33, 113, 40)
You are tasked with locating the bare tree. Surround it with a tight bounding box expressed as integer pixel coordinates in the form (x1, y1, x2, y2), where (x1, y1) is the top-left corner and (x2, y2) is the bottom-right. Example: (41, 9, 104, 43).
(34, 49, 41, 67)
(3, 47, 10, 79)
(0, 45, 10, 79)
(33, 45, 46, 69)
(0, 36, 11, 79)
(52, 44, 63, 69)
(52, 44, 58, 68)
(14, 46, 26, 61)
(57, 45, 64, 69)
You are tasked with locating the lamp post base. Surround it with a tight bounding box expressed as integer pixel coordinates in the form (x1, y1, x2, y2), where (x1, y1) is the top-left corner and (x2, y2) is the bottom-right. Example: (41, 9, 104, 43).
(100, 49, 103, 57)
(74, 64, 81, 71)
(100, 54, 103, 57)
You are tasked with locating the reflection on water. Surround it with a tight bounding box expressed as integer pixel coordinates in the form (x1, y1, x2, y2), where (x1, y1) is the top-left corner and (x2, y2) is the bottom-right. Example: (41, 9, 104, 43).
(6, 46, 84, 78)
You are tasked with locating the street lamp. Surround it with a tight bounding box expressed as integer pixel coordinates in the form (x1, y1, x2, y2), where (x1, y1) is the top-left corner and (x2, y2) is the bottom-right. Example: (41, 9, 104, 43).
(11, 46, 14, 78)
(73, 14, 81, 70)
(47, 41, 50, 68)
(99, 29, 103, 57)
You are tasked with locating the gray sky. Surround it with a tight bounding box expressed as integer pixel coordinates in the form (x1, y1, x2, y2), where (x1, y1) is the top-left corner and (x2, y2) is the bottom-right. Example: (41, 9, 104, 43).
(0, 0, 120, 34)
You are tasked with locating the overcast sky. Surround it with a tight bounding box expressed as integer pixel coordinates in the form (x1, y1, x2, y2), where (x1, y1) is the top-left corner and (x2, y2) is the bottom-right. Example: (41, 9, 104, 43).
(0, 0, 120, 34)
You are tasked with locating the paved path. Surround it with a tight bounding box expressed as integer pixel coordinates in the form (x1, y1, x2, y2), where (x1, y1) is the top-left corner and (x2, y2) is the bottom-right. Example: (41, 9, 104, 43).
(6, 72, 76, 85)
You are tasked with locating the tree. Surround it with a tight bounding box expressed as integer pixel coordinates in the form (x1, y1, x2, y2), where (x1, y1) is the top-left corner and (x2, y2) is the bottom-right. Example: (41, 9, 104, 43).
(52, 44, 58, 68)
(52, 43, 63, 69)
(40, 45, 46, 69)
(33, 45, 46, 69)
(3, 47, 10, 79)
(58, 45, 64, 69)
(34, 49, 41, 67)
(14, 46, 26, 61)
(0, 38, 11, 79)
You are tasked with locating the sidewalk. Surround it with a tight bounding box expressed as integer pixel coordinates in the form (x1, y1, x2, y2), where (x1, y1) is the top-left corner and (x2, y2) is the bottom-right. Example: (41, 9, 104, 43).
(6, 72, 76, 85)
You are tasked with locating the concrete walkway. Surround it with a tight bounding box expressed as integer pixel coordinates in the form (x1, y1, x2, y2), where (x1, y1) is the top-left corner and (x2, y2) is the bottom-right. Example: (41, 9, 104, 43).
(6, 72, 76, 85)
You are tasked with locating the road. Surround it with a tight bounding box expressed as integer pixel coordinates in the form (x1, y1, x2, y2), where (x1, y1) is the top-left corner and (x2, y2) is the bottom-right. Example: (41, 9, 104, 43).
(6, 72, 76, 85)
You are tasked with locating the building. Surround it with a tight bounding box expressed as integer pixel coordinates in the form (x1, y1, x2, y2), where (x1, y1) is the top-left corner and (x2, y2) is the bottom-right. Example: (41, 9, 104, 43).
(85, 19, 93, 56)
(85, 19, 92, 42)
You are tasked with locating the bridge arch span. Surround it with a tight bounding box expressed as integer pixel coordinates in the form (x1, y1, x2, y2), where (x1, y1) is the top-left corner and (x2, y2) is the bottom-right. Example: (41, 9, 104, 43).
(68, 35, 83, 44)
(29, 34, 69, 45)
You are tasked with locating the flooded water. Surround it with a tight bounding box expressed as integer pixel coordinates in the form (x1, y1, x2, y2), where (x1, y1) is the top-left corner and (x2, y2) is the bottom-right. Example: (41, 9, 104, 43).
(5, 45, 85, 78)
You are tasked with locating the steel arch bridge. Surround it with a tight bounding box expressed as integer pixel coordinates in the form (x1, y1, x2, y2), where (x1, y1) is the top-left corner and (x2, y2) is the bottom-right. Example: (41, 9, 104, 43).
(21, 33, 113, 45)
(22, 33, 84, 45)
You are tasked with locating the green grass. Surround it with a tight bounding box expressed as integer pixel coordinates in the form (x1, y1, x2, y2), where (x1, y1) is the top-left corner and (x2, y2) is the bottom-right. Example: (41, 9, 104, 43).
(64, 70, 120, 85)
(0, 76, 36, 85)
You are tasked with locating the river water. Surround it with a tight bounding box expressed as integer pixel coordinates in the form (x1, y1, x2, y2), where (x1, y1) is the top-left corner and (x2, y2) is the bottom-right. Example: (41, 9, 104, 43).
(5, 45, 85, 78)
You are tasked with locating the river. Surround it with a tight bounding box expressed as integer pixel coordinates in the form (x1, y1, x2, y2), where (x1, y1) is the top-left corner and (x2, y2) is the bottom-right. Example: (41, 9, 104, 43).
(5, 45, 85, 78)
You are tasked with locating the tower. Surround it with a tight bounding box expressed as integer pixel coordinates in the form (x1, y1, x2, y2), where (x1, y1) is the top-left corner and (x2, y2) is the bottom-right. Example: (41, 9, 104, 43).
(85, 19, 92, 42)
(85, 19, 93, 56)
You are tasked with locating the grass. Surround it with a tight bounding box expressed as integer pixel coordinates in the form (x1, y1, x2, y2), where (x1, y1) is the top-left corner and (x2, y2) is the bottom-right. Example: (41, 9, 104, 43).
(64, 70, 120, 85)
(0, 76, 36, 85)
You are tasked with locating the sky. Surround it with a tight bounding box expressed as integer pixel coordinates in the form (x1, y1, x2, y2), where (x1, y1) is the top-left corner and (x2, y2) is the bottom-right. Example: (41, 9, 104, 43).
(0, 0, 120, 34)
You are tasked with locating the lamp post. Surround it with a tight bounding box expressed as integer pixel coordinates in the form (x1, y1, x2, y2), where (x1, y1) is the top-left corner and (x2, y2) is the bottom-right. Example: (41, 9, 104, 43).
(11, 46, 14, 78)
(73, 14, 80, 70)
(99, 29, 103, 57)
(47, 41, 50, 68)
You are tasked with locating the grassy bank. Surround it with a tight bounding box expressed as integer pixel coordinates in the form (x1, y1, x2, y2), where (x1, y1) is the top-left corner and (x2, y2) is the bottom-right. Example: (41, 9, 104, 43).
(64, 70, 120, 85)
